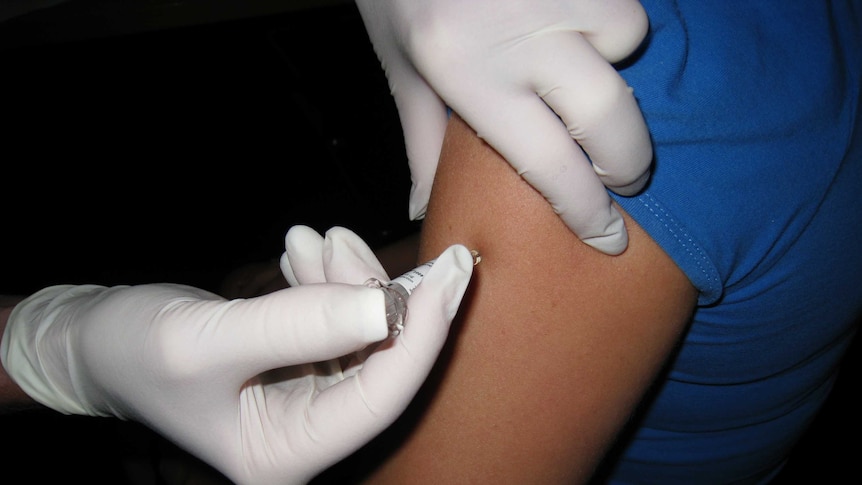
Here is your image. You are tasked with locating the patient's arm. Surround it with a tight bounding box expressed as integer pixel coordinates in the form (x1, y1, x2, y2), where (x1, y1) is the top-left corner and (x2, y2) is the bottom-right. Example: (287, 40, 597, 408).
(344, 113, 699, 484)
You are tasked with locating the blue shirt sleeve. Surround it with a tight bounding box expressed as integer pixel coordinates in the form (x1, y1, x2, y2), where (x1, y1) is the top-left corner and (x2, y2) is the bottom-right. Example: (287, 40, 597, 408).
(602, 1, 862, 482)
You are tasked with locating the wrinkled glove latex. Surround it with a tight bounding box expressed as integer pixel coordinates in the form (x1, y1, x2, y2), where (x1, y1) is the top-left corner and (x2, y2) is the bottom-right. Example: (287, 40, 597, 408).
(1, 235, 473, 484)
(279, 224, 471, 406)
(357, 0, 652, 255)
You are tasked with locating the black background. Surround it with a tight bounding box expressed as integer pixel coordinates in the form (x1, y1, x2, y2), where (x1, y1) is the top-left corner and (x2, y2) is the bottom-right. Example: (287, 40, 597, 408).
(1, 2, 417, 298)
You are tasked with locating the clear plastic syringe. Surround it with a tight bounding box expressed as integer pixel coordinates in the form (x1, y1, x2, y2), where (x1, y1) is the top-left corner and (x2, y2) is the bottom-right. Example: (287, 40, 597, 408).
(365, 249, 481, 337)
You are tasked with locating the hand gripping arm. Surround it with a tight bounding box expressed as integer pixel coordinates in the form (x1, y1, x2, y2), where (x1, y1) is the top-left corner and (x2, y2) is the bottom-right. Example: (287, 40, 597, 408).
(357, 0, 652, 255)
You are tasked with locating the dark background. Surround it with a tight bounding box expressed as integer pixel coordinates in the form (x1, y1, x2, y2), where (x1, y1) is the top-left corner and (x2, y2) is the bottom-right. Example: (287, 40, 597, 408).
(1, 0, 418, 299)
(0, 1, 858, 483)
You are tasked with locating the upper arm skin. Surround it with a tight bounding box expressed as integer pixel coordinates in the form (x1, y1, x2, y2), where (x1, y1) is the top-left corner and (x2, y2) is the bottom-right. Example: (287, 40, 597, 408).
(365, 114, 697, 484)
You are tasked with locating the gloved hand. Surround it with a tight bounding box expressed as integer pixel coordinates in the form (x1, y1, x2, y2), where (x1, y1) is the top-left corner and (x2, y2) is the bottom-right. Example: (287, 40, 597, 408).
(356, 0, 652, 255)
(1, 233, 474, 484)
(279, 224, 470, 405)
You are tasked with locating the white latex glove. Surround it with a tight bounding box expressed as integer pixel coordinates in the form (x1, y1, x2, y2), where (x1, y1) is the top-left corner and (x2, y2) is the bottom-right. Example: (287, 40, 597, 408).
(279, 224, 470, 391)
(1, 239, 473, 484)
(356, 0, 652, 255)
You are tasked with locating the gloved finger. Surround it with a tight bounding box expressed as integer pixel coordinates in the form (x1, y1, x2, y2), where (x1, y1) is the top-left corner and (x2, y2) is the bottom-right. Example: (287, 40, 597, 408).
(387, 66, 451, 221)
(280, 225, 326, 286)
(452, 88, 630, 254)
(322, 226, 390, 284)
(533, 33, 652, 195)
(200, 283, 389, 374)
(301, 245, 474, 457)
(575, 0, 649, 63)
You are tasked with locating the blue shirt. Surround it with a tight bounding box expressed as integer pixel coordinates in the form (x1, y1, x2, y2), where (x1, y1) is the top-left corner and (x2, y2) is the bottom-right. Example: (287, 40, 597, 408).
(608, 1, 862, 482)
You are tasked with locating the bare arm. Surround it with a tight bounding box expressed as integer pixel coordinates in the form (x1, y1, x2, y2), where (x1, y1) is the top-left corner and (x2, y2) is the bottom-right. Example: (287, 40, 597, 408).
(361, 114, 698, 483)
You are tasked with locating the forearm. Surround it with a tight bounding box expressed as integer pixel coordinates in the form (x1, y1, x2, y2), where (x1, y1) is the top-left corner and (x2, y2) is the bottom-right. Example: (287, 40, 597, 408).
(0, 297, 41, 412)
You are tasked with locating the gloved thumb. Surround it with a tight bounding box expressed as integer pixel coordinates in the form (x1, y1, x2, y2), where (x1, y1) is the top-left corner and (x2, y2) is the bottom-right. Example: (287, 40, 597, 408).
(388, 69, 450, 221)
(304, 244, 474, 448)
(355, 244, 474, 413)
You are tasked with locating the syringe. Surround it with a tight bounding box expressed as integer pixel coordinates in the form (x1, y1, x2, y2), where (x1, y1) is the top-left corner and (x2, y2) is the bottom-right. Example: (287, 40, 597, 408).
(365, 249, 481, 337)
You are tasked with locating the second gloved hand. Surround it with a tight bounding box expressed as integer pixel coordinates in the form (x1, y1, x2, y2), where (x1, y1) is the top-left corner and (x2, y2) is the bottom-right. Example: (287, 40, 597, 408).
(357, 0, 653, 255)
(1, 233, 474, 484)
